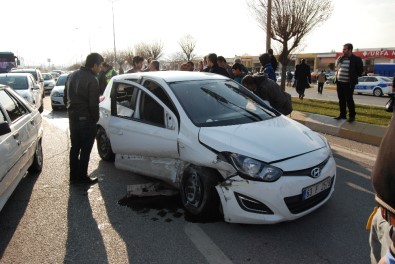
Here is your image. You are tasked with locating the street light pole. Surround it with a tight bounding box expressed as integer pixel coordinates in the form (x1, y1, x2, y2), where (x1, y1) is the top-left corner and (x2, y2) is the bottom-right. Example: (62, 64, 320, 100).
(266, 0, 272, 52)
(109, 0, 118, 69)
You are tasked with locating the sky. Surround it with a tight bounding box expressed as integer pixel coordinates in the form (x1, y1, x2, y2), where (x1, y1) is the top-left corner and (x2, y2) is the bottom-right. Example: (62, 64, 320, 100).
(2, 0, 394, 67)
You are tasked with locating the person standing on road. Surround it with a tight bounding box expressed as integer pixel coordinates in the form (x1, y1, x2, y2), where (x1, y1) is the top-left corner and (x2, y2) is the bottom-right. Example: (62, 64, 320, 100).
(268, 48, 278, 72)
(259, 53, 276, 82)
(317, 70, 327, 94)
(286, 70, 293, 87)
(294, 59, 311, 100)
(126, 56, 144, 73)
(98, 62, 117, 94)
(64, 53, 104, 185)
(334, 43, 363, 122)
(368, 97, 395, 263)
(206, 53, 230, 77)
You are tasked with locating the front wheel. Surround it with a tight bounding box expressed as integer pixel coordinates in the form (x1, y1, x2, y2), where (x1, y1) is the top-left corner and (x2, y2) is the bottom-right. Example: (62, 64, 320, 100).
(179, 166, 220, 216)
(373, 88, 383, 97)
(96, 127, 115, 161)
(28, 139, 43, 173)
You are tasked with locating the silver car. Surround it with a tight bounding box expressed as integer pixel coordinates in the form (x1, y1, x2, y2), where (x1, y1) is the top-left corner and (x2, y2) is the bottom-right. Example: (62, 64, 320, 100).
(50, 73, 70, 110)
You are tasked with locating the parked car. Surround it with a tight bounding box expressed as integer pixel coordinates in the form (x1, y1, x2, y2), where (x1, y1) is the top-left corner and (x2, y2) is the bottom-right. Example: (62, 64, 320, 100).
(0, 73, 43, 112)
(50, 73, 69, 110)
(96, 71, 336, 224)
(42, 73, 56, 93)
(0, 84, 43, 211)
(11, 68, 45, 98)
(354, 76, 393, 97)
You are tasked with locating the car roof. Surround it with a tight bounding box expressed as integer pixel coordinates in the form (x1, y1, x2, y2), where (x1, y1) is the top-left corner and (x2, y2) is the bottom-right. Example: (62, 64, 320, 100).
(113, 71, 229, 83)
(11, 68, 39, 73)
(0, 72, 33, 78)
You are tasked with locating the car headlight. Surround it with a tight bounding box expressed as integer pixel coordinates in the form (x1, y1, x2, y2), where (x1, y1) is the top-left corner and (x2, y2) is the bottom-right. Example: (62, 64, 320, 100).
(317, 133, 333, 157)
(227, 153, 283, 182)
(51, 91, 61, 97)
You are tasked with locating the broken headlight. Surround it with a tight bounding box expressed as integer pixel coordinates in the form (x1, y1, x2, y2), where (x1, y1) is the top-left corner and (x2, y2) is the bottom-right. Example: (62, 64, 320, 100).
(227, 153, 283, 182)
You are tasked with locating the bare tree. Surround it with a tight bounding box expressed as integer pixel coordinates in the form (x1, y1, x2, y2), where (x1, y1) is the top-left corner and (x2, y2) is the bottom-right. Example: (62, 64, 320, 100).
(134, 42, 151, 59)
(178, 34, 197, 61)
(247, 0, 333, 89)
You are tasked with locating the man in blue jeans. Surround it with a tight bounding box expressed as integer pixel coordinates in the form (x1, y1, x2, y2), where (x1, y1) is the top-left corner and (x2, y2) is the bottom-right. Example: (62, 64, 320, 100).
(64, 53, 104, 185)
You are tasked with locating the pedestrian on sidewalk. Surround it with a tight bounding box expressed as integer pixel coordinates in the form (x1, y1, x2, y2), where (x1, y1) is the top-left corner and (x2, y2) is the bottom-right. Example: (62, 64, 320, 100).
(64, 53, 104, 185)
(317, 70, 327, 94)
(294, 59, 311, 100)
(333, 43, 363, 122)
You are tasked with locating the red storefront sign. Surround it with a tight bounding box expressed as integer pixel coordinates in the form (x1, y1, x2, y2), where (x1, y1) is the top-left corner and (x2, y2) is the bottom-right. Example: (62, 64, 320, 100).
(336, 50, 395, 59)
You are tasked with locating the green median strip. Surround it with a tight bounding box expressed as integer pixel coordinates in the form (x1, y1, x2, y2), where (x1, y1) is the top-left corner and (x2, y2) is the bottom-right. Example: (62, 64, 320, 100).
(291, 98, 392, 126)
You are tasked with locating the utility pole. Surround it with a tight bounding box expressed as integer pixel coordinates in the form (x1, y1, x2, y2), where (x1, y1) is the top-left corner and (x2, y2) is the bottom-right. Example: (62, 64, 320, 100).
(109, 0, 118, 70)
(266, 0, 272, 52)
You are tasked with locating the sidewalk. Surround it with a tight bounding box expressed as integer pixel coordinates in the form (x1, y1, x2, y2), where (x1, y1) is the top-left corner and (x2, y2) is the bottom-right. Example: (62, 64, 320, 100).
(290, 111, 387, 146)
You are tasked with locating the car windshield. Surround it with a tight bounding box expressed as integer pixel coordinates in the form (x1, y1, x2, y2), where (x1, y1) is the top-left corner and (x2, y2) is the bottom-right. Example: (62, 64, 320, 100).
(170, 79, 277, 127)
(56, 75, 68, 86)
(43, 74, 52, 80)
(13, 70, 37, 80)
(0, 76, 28, 90)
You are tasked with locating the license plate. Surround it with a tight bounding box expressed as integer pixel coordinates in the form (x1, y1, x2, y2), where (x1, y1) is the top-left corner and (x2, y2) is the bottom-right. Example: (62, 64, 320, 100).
(302, 177, 332, 200)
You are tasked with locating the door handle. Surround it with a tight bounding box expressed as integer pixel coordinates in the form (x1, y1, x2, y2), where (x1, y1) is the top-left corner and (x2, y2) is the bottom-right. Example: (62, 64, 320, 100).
(13, 132, 19, 139)
(30, 119, 35, 126)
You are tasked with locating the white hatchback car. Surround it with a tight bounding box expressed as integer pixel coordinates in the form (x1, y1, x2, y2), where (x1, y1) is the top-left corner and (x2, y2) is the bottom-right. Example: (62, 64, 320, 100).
(97, 71, 336, 224)
(0, 84, 43, 211)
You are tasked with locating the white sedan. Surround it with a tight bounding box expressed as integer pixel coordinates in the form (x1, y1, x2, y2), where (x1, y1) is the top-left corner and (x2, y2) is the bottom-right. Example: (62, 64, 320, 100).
(0, 84, 43, 211)
(50, 73, 70, 110)
(355, 76, 393, 96)
(96, 71, 336, 224)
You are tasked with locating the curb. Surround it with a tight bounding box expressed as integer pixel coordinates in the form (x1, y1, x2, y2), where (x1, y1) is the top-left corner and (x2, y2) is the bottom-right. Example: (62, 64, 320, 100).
(291, 111, 387, 146)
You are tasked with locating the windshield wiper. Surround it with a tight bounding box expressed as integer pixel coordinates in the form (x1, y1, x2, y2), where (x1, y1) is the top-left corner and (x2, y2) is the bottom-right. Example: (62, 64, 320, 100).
(201, 87, 262, 121)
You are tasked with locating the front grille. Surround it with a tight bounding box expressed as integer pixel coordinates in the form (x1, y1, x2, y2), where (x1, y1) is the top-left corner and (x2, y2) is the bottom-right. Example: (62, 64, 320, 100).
(284, 177, 334, 214)
(235, 192, 274, 214)
(282, 156, 330, 177)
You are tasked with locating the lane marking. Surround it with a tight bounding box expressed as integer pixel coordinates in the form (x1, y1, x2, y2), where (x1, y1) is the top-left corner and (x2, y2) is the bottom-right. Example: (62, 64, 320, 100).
(331, 145, 376, 162)
(184, 223, 233, 264)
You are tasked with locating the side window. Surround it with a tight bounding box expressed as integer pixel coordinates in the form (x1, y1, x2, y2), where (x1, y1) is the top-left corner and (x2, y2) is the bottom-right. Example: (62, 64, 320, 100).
(142, 80, 177, 114)
(366, 77, 376, 82)
(113, 83, 138, 119)
(138, 91, 165, 127)
(0, 108, 6, 123)
(0, 90, 27, 122)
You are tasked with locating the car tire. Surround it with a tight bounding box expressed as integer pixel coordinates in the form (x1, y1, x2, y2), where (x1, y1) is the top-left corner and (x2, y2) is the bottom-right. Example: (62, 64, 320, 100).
(96, 127, 115, 161)
(180, 166, 220, 216)
(28, 139, 43, 173)
(373, 88, 383, 97)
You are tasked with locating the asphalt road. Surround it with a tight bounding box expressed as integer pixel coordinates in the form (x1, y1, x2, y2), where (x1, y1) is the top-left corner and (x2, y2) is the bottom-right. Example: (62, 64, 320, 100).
(0, 97, 379, 264)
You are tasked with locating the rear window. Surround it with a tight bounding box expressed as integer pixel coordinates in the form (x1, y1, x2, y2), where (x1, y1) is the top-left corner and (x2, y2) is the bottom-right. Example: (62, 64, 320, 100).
(12, 70, 38, 80)
(0, 76, 28, 90)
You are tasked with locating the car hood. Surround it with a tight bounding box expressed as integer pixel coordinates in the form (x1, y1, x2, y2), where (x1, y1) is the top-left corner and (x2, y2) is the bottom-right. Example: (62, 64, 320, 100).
(198, 117, 326, 163)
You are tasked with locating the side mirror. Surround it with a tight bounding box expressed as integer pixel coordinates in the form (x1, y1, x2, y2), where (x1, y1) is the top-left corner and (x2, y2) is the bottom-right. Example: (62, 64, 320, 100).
(0, 121, 11, 136)
(33, 84, 41, 90)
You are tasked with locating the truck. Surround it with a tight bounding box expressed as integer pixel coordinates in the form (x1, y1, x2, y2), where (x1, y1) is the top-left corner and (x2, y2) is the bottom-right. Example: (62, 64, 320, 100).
(373, 63, 395, 77)
(0, 52, 20, 73)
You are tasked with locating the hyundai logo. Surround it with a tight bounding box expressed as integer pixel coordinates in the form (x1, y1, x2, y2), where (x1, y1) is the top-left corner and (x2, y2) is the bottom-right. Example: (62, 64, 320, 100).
(311, 167, 321, 178)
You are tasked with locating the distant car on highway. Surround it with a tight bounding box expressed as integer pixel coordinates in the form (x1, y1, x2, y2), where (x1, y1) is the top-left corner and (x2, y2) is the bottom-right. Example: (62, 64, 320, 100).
(355, 76, 393, 97)
(50, 73, 70, 110)
(43, 73, 56, 93)
(0, 84, 43, 212)
(0, 73, 44, 112)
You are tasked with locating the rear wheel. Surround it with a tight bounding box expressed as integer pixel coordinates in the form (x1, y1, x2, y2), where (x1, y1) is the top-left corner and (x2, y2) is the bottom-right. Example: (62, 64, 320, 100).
(180, 166, 220, 216)
(373, 88, 383, 97)
(28, 139, 43, 173)
(96, 127, 115, 161)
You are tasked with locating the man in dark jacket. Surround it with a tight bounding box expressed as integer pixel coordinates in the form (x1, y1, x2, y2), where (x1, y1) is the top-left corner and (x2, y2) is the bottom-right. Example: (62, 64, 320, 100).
(334, 43, 363, 122)
(241, 74, 292, 115)
(207, 53, 230, 77)
(64, 53, 104, 185)
(294, 59, 311, 99)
